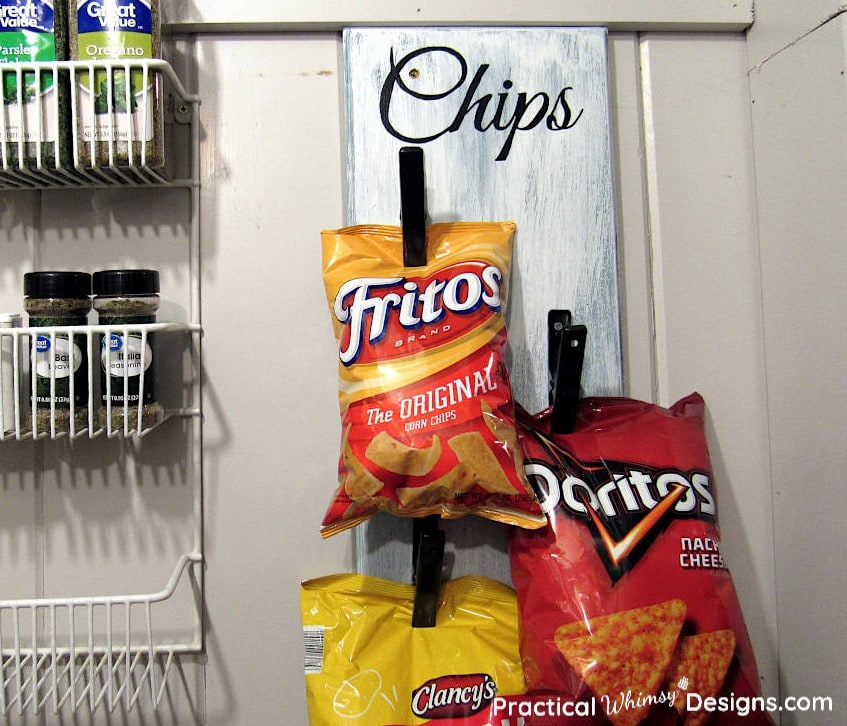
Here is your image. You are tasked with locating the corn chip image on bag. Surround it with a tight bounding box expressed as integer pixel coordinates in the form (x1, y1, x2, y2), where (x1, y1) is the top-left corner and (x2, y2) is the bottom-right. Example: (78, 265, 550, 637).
(320, 223, 543, 537)
(301, 573, 527, 725)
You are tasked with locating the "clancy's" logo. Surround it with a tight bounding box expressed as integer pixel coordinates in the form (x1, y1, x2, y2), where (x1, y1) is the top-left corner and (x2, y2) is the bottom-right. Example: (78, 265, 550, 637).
(411, 673, 497, 719)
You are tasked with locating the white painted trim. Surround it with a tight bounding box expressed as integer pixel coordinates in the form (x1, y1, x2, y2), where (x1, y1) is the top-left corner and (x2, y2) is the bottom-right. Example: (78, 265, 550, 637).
(608, 35, 656, 401)
(638, 38, 669, 404)
(165, 0, 753, 33)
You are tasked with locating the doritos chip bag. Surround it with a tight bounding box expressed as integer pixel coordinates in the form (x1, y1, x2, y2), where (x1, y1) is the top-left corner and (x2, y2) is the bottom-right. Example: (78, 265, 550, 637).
(509, 393, 774, 725)
(300, 573, 527, 725)
(320, 223, 543, 537)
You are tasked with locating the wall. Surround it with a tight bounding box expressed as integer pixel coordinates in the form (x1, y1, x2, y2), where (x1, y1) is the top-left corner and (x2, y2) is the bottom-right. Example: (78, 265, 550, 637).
(747, 3, 847, 722)
(193, 32, 353, 725)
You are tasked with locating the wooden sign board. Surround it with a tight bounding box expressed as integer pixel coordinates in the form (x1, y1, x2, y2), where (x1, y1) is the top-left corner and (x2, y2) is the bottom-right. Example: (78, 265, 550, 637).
(343, 27, 622, 581)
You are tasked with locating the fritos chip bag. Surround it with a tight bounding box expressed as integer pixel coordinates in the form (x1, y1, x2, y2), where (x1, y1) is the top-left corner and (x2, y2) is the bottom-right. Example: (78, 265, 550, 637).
(509, 393, 774, 725)
(300, 573, 528, 725)
(320, 223, 543, 537)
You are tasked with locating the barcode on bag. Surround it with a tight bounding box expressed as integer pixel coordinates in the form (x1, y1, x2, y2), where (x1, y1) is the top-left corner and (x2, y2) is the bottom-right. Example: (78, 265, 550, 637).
(303, 626, 325, 674)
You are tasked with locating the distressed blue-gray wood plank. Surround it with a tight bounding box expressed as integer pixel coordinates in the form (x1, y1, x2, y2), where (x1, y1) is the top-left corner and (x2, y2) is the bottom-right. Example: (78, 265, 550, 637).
(344, 27, 622, 582)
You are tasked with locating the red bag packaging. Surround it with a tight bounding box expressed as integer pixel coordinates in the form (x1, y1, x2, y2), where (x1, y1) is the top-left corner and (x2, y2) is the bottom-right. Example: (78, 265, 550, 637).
(509, 394, 773, 725)
(320, 223, 543, 537)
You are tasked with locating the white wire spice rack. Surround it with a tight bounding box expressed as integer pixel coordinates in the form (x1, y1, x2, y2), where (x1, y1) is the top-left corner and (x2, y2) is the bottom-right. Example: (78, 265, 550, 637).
(0, 553, 203, 715)
(0, 59, 204, 716)
(0, 322, 201, 440)
(0, 59, 195, 187)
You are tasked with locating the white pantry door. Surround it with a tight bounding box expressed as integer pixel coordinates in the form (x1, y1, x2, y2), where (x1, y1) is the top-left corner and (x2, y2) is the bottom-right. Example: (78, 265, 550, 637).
(0, 26, 777, 725)
(10, 0, 847, 722)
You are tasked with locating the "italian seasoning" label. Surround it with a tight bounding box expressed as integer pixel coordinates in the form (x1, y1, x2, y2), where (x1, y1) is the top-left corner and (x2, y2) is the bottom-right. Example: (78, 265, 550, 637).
(99, 326, 158, 407)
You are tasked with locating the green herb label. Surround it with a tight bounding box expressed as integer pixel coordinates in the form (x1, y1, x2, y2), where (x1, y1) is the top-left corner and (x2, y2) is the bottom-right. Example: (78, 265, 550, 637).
(33, 331, 88, 409)
(1, 1, 59, 141)
(75, 0, 154, 142)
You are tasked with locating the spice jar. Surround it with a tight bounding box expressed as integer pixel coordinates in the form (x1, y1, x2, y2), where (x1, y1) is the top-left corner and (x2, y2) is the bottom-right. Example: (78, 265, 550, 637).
(1, 0, 70, 170)
(23, 271, 92, 434)
(69, 0, 164, 169)
(93, 269, 163, 431)
(1, 313, 22, 435)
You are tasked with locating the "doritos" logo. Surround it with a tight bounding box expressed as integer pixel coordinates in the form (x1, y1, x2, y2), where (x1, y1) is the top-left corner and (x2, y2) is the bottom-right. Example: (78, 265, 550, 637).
(524, 433, 716, 580)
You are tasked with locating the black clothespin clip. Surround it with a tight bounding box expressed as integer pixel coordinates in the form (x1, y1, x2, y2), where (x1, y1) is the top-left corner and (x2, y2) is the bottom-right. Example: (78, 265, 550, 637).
(548, 309, 587, 435)
(412, 514, 445, 628)
(399, 146, 427, 267)
(399, 146, 444, 628)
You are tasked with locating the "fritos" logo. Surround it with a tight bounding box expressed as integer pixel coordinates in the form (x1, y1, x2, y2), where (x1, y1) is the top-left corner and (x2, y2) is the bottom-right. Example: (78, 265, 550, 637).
(333, 262, 503, 366)
(410, 673, 497, 719)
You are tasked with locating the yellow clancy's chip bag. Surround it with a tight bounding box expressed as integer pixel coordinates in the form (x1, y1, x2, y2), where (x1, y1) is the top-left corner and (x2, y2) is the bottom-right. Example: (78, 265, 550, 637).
(320, 223, 543, 537)
(301, 574, 527, 725)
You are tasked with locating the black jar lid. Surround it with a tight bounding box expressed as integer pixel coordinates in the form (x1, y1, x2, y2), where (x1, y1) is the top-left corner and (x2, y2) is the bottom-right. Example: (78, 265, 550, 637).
(93, 269, 160, 296)
(24, 271, 92, 299)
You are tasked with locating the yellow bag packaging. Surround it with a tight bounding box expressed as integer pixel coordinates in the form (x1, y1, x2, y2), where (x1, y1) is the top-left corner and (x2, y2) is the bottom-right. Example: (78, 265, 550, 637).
(301, 573, 526, 725)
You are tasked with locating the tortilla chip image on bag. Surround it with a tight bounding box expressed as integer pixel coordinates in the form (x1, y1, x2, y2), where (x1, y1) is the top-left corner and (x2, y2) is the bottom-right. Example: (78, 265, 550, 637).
(509, 393, 774, 725)
(300, 573, 527, 725)
(320, 223, 543, 537)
